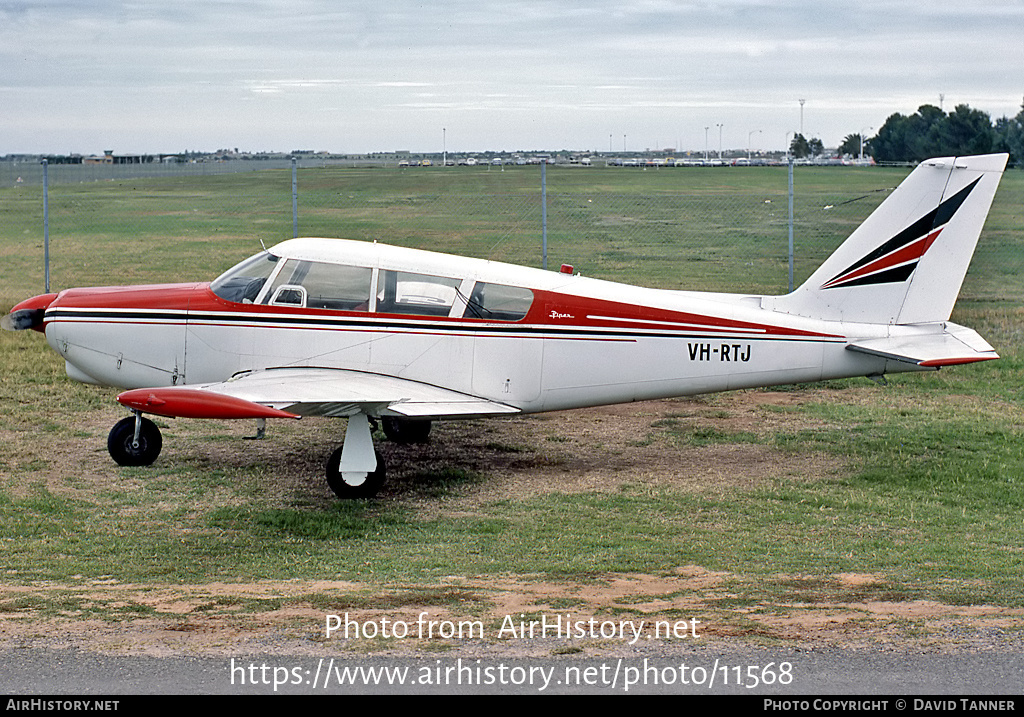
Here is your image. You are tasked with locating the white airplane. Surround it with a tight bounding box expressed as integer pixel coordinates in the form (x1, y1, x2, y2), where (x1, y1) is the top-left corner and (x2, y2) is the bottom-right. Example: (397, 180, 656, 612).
(3, 153, 1008, 498)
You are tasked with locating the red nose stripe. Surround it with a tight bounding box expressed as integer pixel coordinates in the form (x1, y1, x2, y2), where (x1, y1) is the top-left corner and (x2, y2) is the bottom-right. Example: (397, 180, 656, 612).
(10, 293, 59, 314)
(117, 388, 299, 419)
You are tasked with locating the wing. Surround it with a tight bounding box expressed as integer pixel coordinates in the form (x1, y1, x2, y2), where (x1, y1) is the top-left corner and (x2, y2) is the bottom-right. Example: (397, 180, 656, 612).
(846, 322, 999, 368)
(117, 367, 521, 420)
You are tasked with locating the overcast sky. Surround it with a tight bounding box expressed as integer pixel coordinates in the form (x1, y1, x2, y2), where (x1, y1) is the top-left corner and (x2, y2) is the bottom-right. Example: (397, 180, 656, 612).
(2, 0, 1022, 155)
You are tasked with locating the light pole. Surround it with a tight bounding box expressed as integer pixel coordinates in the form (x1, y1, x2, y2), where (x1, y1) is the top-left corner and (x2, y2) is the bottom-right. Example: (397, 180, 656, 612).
(859, 126, 872, 162)
(798, 99, 805, 135)
(747, 129, 761, 161)
(716, 123, 723, 160)
(704, 126, 709, 162)
(442, 127, 447, 167)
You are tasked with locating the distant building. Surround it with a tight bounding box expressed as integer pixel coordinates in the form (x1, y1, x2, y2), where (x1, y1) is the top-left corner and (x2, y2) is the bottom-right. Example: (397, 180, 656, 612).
(83, 151, 114, 165)
(111, 153, 156, 164)
(80, 150, 155, 165)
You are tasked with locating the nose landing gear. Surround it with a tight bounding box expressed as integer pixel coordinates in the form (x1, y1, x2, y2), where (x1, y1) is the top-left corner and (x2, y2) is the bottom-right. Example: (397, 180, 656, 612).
(107, 412, 163, 466)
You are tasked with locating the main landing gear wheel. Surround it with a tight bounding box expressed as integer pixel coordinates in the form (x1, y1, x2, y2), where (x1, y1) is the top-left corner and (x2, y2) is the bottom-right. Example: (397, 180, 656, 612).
(326, 448, 386, 499)
(382, 417, 432, 444)
(107, 415, 163, 466)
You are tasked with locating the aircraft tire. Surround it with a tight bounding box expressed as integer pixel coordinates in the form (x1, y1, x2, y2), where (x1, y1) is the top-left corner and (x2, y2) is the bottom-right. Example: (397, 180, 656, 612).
(107, 416, 163, 466)
(382, 417, 432, 444)
(326, 448, 386, 499)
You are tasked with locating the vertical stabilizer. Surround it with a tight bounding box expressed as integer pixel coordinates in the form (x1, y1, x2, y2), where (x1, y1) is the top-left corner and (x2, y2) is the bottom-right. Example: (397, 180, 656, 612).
(767, 154, 1007, 325)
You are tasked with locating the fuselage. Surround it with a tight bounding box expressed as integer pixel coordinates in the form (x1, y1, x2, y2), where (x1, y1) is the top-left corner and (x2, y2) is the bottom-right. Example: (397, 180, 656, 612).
(39, 237, 915, 415)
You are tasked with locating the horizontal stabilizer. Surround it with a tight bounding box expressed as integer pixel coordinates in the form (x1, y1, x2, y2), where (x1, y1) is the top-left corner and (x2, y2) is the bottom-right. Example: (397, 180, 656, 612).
(846, 323, 998, 367)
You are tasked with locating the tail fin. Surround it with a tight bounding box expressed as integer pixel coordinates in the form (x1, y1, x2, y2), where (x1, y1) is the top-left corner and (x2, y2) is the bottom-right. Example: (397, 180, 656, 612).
(768, 153, 1008, 325)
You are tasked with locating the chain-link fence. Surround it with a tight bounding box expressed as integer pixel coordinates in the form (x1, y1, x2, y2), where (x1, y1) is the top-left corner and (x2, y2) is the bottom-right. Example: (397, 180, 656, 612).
(2, 159, 1021, 309)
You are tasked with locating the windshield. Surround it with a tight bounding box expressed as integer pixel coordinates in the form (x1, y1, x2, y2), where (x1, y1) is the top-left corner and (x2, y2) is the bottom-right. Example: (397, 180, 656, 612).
(210, 252, 280, 303)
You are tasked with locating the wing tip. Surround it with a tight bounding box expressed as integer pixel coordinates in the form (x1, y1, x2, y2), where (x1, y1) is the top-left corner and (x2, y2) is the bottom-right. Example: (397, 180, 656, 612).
(117, 387, 301, 419)
(918, 354, 999, 368)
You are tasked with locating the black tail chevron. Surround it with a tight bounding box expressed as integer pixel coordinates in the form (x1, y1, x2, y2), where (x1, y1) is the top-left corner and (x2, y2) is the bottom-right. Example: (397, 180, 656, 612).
(821, 177, 981, 290)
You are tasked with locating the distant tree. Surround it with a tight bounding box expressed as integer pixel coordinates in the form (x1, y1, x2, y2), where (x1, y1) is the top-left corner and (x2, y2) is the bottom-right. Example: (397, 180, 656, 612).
(929, 104, 993, 156)
(871, 105, 940, 162)
(839, 133, 869, 158)
(913, 104, 949, 159)
(993, 102, 1024, 166)
(789, 133, 810, 158)
(789, 134, 825, 158)
(869, 113, 907, 162)
(870, 104, 995, 163)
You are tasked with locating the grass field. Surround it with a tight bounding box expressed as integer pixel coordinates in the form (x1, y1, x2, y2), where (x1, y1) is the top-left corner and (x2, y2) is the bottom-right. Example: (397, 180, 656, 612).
(1, 164, 1022, 651)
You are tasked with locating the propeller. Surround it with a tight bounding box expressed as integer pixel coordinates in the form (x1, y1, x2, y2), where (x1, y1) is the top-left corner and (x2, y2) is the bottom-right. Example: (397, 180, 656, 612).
(1, 308, 46, 331)
(1, 293, 58, 332)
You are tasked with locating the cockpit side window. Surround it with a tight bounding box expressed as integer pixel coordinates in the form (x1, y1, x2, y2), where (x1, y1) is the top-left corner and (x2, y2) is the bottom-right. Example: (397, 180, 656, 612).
(376, 270, 463, 316)
(210, 252, 280, 303)
(464, 282, 533, 321)
(262, 259, 372, 311)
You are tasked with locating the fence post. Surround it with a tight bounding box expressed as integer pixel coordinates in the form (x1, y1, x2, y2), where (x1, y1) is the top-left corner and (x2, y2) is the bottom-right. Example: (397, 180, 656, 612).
(541, 159, 548, 270)
(291, 157, 299, 238)
(42, 159, 50, 293)
(788, 157, 795, 293)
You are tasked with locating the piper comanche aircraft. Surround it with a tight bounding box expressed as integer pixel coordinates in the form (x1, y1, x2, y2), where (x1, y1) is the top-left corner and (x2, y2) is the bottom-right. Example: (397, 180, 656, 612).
(3, 153, 1008, 497)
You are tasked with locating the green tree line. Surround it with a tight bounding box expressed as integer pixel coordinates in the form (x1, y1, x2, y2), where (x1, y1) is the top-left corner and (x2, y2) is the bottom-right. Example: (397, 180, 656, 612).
(851, 102, 1024, 165)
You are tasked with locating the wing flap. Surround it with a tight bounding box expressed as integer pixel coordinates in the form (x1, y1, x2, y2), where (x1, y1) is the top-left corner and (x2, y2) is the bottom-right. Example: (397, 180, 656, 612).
(847, 323, 998, 367)
(386, 400, 519, 418)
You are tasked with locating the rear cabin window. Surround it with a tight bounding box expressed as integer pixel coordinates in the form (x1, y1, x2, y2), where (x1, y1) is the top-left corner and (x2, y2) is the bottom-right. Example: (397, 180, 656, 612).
(376, 270, 462, 316)
(262, 259, 372, 311)
(464, 282, 533, 321)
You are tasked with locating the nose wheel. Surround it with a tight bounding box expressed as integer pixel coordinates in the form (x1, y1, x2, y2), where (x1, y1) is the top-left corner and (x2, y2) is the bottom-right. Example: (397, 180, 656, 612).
(107, 414, 163, 466)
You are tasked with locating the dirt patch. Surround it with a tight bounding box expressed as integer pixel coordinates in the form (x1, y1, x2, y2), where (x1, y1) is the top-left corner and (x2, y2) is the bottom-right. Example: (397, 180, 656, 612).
(3, 570, 1022, 658)
(383, 391, 843, 507)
